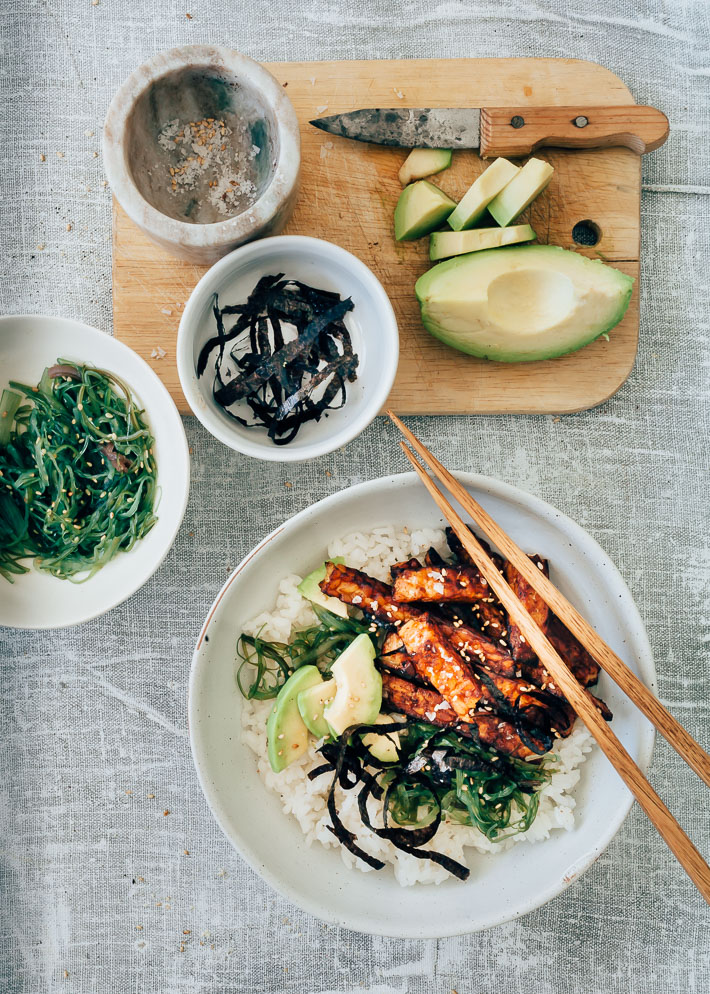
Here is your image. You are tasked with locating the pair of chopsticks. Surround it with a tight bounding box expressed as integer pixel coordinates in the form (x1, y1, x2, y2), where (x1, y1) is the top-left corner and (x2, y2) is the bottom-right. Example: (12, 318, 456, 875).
(388, 411, 710, 904)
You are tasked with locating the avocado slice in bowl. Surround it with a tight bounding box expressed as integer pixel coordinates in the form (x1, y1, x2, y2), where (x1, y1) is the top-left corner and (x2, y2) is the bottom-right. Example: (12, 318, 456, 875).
(323, 633, 382, 735)
(297, 559, 348, 618)
(266, 665, 323, 772)
(297, 678, 336, 738)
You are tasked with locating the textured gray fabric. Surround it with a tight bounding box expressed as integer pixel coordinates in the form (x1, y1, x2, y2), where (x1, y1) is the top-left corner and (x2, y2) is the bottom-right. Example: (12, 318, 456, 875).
(1, 1, 709, 992)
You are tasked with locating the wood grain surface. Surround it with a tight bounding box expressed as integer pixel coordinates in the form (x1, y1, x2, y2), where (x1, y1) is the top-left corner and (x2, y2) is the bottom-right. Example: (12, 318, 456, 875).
(112, 57, 641, 415)
(479, 105, 669, 156)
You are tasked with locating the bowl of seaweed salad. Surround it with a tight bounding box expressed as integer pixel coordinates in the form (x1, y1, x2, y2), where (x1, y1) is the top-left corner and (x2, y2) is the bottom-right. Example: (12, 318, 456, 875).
(0, 314, 189, 628)
(178, 235, 399, 461)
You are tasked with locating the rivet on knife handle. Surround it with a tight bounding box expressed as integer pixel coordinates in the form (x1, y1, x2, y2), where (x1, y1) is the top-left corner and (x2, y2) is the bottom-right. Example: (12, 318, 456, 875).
(479, 105, 669, 157)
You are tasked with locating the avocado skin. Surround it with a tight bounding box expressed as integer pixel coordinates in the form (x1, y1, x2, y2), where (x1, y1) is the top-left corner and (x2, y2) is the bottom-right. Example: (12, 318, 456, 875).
(415, 244, 634, 363)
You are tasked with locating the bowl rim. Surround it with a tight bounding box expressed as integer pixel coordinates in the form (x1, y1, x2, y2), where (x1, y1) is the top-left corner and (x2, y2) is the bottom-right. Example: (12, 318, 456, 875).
(0, 313, 191, 629)
(102, 45, 300, 248)
(176, 234, 400, 461)
(188, 470, 657, 937)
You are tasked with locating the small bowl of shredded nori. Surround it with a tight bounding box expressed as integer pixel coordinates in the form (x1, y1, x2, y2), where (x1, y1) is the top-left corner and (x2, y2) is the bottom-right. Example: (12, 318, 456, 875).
(0, 314, 190, 629)
(177, 235, 399, 461)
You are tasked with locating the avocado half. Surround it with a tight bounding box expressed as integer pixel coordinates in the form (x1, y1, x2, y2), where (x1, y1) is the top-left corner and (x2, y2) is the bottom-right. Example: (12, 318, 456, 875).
(415, 244, 634, 362)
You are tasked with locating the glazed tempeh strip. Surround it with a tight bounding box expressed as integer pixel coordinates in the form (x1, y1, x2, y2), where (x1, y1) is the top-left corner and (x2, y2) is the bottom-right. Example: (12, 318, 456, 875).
(448, 536, 601, 692)
(321, 562, 519, 678)
(321, 562, 610, 718)
(380, 672, 541, 760)
(445, 527, 509, 639)
(503, 558, 602, 691)
(545, 616, 601, 688)
(397, 616, 559, 731)
(379, 631, 420, 680)
(381, 630, 577, 737)
(392, 564, 490, 604)
(504, 556, 550, 663)
(321, 561, 419, 626)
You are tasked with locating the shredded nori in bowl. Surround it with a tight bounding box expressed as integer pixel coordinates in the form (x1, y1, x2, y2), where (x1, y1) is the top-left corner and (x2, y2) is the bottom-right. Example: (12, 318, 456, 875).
(196, 275, 359, 445)
(308, 718, 552, 881)
(236, 606, 554, 880)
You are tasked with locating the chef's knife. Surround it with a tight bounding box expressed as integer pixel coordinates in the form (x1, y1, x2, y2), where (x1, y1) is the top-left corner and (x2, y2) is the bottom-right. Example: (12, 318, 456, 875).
(310, 106, 669, 156)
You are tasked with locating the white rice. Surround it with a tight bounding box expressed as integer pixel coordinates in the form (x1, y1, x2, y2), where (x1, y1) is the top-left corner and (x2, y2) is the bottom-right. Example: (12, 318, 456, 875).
(240, 525, 594, 887)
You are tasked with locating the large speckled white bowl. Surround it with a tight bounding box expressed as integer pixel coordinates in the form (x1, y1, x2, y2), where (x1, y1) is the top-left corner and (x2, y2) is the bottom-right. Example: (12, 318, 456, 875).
(103, 46, 300, 264)
(188, 472, 656, 937)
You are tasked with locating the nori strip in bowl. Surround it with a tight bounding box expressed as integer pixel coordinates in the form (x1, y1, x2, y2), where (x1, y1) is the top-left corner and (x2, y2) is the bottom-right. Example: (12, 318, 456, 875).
(197, 276, 359, 444)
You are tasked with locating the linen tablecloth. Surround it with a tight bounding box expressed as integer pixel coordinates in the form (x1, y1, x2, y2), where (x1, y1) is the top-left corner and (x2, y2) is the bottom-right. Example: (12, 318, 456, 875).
(1, 1, 708, 991)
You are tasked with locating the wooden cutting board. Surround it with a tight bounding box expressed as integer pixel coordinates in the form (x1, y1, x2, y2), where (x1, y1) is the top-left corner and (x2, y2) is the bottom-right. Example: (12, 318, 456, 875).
(112, 57, 641, 415)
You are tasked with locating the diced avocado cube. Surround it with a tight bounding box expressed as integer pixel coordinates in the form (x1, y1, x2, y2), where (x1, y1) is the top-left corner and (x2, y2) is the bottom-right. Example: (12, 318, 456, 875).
(487, 157, 554, 227)
(394, 180, 457, 241)
(398, 148, 452, 187)
(447, 157, 520, 231)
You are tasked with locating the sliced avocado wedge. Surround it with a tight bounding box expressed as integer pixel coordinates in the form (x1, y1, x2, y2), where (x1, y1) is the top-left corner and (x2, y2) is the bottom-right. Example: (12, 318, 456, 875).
(323, 634, 382, 736)
(415, 244, 633, 362)
(430, 224, 536, 260)
(398, 148, 452, 187)
(487, 157, 554, 227)
(361, 713, 401, 763)
(447, 157, 520, 231)
(394, 180, 457, 242)
(266, 665, 323, 772)
(297, 678, 336, 738)
(297, 558, 347, 618)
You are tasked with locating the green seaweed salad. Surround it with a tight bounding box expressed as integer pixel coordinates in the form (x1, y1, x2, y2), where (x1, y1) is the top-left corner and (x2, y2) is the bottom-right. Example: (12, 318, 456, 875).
(237, 604, 553, 880)
(0, 360, 157, 582)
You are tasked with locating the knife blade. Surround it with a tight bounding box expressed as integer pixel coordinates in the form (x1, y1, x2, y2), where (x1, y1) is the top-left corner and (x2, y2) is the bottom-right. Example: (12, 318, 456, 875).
(311, 108, 481, 148)
(310, 106, 669, 157)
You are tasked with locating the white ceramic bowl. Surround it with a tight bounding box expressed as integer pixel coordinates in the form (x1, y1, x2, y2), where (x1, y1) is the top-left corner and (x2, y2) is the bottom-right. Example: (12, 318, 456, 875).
(103, 46, 300, 264)
(177, 235, 399, 461)
(0, 315, 190, 629)
(189, 472, 656, 937)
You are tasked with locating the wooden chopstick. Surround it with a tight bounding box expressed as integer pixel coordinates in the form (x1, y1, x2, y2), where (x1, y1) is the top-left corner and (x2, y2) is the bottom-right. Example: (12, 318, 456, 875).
(396, 436, 710, 903)
(388, 410, 710, 790)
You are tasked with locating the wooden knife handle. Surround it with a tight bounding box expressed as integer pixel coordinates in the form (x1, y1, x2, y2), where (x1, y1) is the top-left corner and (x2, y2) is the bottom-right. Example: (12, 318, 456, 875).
(479, 105, 669, 157)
